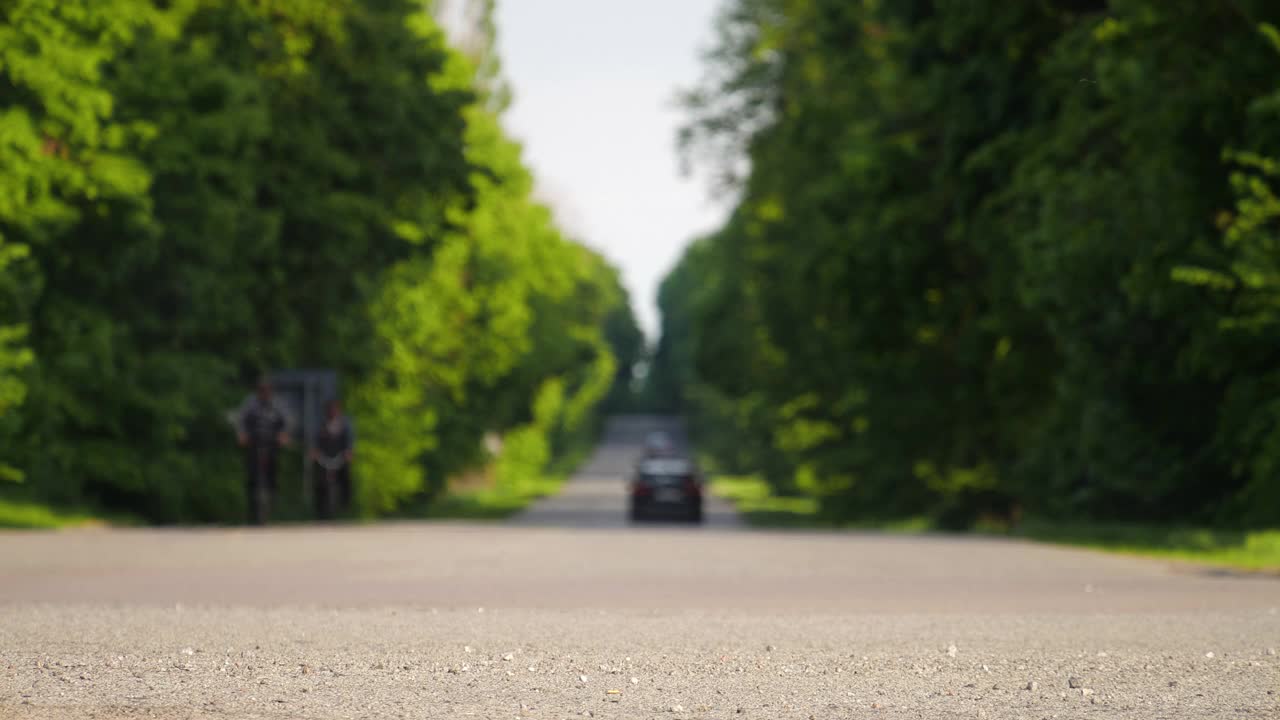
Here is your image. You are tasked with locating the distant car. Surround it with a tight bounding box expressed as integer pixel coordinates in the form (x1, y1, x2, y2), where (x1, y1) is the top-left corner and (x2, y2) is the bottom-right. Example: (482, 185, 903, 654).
(629, 457, 703, 524)
(642, 431, 675, 458)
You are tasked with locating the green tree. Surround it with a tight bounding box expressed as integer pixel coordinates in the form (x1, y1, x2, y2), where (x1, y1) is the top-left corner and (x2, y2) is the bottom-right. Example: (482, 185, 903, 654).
(2, 0, 476, 521)
(350, 45, 630, 513)
(0, 0, 156, 485)
(660, 0, 1280, 528)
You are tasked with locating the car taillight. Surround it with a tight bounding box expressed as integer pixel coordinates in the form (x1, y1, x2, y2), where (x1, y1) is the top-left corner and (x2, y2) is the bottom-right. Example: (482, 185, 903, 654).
(683, 477, 701, 496)
(632, 482, 651, 496)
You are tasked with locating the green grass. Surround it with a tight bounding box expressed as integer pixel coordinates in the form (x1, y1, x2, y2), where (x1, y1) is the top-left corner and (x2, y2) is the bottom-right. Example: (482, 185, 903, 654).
(710, 475, 1280, 572)
(1010, 521, 1280, 573)
(415, 475, 568, 521)
(404, 444, 591, 522)
(710, 475, 823, 528)
(0, 495, 113, 529)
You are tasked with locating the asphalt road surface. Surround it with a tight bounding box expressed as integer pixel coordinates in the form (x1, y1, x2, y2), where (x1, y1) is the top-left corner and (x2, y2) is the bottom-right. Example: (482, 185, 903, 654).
(1, 416, 1277, 719)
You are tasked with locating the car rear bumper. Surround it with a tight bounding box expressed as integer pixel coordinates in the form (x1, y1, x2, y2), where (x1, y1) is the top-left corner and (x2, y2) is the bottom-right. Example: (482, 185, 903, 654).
(630, 497, 703, 522)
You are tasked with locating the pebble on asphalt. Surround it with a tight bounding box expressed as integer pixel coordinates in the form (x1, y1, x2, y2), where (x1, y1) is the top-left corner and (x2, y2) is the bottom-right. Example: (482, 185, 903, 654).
(1026, 681, 1038, 692)
(1068, 677, 1084, 689)
(946, 644, 958, 658)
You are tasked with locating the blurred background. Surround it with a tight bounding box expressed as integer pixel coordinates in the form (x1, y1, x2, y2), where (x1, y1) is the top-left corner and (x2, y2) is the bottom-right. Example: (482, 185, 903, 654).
(2, 0, 1280, 569)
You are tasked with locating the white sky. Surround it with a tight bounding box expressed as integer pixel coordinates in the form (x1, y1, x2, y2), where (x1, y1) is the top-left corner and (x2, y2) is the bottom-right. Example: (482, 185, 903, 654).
(494, 0, 731, 338)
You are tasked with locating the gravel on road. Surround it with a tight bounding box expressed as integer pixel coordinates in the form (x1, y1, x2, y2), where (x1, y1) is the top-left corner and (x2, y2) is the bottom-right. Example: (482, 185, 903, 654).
(2, 606, 1277, 719)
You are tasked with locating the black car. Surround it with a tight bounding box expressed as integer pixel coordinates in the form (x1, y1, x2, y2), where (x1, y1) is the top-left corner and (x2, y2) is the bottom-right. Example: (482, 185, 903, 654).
(629, 457, 703, 523)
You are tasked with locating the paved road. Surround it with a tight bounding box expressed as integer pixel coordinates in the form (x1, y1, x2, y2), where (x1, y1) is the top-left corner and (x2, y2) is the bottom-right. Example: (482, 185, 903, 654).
(1, 416, 1277, 719)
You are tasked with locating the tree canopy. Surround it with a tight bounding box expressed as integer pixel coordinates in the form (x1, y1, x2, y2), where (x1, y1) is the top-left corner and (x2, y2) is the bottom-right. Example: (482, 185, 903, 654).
(0, 0, 639, 522)
(656, 0, 1280, 528)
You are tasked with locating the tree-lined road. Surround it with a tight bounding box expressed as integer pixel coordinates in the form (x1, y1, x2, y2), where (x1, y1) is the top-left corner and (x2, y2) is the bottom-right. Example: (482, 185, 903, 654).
(1, 417, 1277, 719)
(513, 416, 740, 530)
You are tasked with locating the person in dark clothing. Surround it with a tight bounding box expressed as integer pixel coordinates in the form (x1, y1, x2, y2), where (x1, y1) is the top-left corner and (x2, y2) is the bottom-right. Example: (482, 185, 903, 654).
(311, 399, 355, 519)
(234, 379, 294, 525)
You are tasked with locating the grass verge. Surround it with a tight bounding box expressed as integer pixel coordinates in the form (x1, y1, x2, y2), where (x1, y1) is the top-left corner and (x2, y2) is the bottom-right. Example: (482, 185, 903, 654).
(415, 475, 568, 521)
(408, 444, 593, 521)
(0, 493, 115, 529)
(710, 475, 822, 528)
(710, 475, 1280, 572)
(1009, 521, 1280, 573)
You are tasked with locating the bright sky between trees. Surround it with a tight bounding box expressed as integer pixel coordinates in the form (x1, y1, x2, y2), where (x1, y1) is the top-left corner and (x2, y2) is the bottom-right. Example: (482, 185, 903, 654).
(495, 0, 731, 337)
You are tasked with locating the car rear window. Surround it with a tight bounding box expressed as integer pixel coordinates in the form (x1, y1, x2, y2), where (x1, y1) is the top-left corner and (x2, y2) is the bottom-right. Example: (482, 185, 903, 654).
(639, 458, 693, 476)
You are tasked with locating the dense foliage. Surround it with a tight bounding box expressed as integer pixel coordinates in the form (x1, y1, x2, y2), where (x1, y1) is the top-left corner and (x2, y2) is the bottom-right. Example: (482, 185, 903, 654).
(657, 0, 1280, 528)
(0, 0, 638, 522)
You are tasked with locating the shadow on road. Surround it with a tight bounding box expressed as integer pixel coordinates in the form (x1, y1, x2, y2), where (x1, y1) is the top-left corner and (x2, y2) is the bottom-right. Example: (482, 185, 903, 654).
(513, 415, 742, 530)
